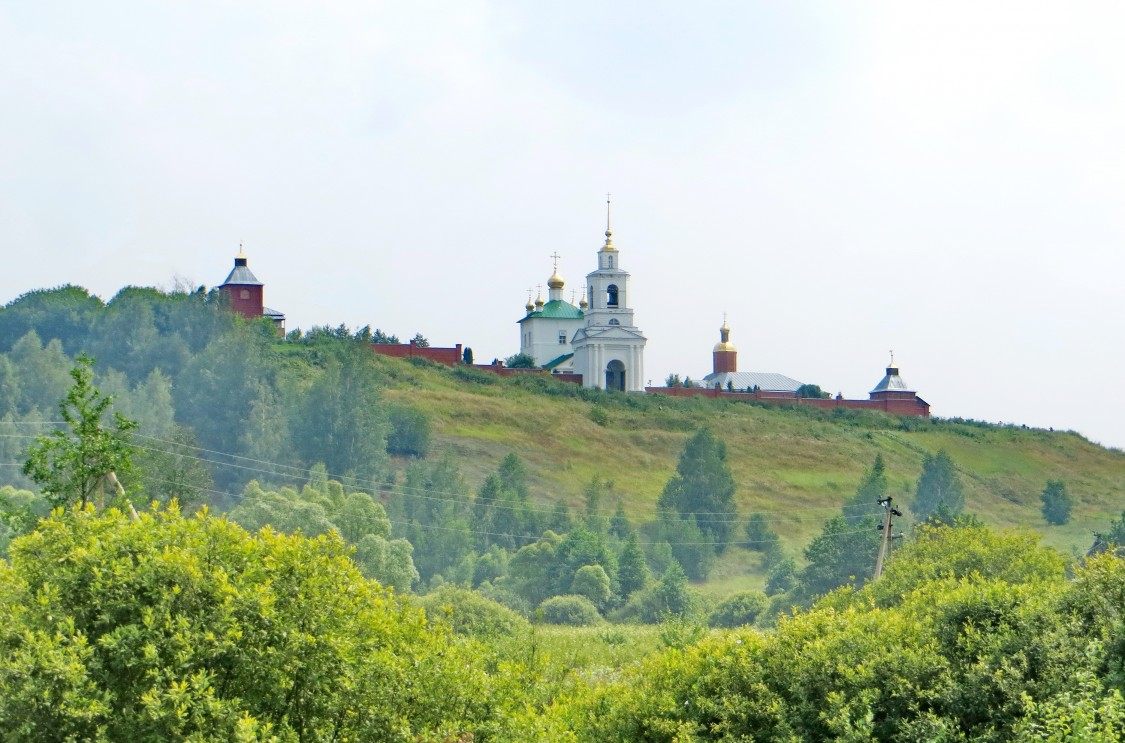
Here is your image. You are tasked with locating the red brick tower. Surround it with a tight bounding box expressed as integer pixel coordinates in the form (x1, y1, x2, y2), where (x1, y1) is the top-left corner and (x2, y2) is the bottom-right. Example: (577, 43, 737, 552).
(712, 317, 737, 375)
(219, 247, 264, 320)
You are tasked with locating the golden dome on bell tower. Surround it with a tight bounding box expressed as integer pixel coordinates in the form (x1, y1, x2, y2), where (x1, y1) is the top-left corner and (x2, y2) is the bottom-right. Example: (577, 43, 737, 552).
(713, 317, 737, 353)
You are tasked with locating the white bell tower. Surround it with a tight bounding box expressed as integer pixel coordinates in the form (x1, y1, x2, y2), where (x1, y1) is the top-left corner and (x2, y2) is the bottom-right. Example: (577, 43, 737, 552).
(571, 197, 647, 391)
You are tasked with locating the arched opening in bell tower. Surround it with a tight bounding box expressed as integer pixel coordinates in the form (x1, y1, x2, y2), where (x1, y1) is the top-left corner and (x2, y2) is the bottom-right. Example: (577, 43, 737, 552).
(607, 284, 619, 307)
(605, 359, 626, 391)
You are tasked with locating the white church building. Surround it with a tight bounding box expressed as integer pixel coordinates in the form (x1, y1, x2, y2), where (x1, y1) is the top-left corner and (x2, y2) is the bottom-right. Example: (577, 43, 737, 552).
(517, 205, 647, 391)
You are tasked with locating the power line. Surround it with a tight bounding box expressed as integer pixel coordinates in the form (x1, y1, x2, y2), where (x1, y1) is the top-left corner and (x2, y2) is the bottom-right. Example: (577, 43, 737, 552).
(1, 426, 884, 525)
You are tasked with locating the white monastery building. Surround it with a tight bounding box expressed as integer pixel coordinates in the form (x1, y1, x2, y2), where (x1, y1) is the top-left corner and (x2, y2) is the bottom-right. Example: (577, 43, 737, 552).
(518, 202, 647, 392)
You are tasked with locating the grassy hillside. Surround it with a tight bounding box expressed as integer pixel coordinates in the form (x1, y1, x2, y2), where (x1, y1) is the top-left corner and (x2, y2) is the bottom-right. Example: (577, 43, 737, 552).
(378, 356, 1125, 588)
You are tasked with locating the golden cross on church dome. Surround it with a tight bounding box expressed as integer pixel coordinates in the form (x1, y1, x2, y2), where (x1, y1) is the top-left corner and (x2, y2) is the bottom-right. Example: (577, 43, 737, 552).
(550, 252, 561, 270)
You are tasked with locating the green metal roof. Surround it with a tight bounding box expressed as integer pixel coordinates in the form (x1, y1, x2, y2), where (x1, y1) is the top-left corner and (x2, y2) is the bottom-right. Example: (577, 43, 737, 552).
(522, 300, 584, 320)
(542, 353, 574, 370)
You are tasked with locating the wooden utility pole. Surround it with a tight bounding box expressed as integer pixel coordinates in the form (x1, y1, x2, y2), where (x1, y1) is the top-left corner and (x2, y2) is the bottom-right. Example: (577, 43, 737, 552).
(873, 496, 902, 580)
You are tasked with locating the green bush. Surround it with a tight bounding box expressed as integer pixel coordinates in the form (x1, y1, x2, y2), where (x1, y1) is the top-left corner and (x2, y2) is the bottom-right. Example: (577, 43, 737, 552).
(538, 595, 602, 626)
(708, 590, 769, 628)
(0, 505, 521, 740)
(1040, 480, 1072, 526)
(387, 404, 431, 457)
(571, 564, 612, 609)
(419, 584, 530, 638)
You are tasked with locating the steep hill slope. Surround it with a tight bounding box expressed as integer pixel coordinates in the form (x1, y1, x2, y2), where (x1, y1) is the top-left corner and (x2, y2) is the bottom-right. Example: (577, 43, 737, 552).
(379, 357, 1125, 582)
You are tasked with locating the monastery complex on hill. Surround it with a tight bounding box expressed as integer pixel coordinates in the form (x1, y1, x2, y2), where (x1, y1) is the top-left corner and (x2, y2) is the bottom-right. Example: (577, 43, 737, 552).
(217, 206, 930, 418)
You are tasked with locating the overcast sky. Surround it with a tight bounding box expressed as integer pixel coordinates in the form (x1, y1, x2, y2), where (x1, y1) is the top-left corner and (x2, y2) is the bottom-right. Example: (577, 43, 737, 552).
(2, 2, 1123, 449)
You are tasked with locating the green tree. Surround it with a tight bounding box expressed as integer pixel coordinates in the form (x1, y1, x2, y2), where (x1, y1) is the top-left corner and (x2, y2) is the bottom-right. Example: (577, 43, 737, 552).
(8, 331, 71, 414)
(617, 531, 650, 600)
(462, 346, 474, 365)
(913, 449, 964, 521)
(796, 383, 829, 399)
(292, 349, 389, 484)
(0, 506, 518, 741)
(609, 501, 631, 538)
(0, 285, 103, 355)
(538, 595, 602, 626)
(554, 524, 618, 590)
(419, 585, 529, 638)
(353, 533, 419, 590)
(22, 354, 139, 509)
(642, 561, 695, 621)
(371, 328, 399, 344)
(765, 556, 798, 595)
(800, 514, 881, 596)
(657, 427, 737, 550)
(0, 485, 47, 557)
(174, 326, 275, 460)
(508, 533, 562, 607)
(386, 404, 431, 458)
(397, 456, 473, 585)
(571, 564, 612, 610)
(843, 453, 888, 525)
(134, 424, 213, 508)
(1040, 480, 1072, 526)
(648, 514, 715, 580)
(583, 475, 609, 532)
(504, 352, 537, 369)
(708, 590, 769, 628)
(745, 512, 781, 552)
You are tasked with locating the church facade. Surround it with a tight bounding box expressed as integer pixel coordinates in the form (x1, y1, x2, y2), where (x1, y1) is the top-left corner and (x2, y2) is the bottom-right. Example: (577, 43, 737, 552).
(518, 207, 647, 391)
(517, 261, 586, 374)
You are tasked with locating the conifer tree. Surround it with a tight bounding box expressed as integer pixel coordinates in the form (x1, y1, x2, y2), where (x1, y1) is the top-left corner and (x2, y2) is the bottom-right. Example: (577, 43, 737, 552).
(913, 450, 964, 522)
(657, 427, 736, 550)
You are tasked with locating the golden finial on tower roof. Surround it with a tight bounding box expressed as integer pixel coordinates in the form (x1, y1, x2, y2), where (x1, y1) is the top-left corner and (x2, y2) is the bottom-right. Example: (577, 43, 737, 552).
(602, 193, 616, 251)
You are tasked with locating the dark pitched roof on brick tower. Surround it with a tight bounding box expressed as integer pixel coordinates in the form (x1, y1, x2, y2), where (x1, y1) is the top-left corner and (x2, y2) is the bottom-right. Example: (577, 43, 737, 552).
(871, 358, 912, 393)
(221, 250, 262, 286)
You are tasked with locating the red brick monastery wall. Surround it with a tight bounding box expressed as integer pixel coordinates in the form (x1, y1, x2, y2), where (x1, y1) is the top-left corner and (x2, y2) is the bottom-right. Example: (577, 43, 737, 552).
(646, 385, 930, 417)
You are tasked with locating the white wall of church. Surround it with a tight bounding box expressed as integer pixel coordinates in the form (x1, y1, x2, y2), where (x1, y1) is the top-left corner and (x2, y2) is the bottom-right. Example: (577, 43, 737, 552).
(520, 316, 582, 367)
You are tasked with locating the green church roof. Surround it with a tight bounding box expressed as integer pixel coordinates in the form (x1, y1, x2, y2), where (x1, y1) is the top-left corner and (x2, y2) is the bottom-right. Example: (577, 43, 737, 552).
(522, 300, 584, 321)
(542, 353, 574, 370)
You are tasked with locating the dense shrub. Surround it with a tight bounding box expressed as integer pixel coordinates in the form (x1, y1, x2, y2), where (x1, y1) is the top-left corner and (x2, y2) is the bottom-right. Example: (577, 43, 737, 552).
(419, 585, 530, 638)
(708, 590, 769, 628)
(538, 595, 602, 626)
(1040, 480, 1072, 525)
(386, 404, 431, 457)
(570, 564, 612, 609)
(0, 506, 524, 741)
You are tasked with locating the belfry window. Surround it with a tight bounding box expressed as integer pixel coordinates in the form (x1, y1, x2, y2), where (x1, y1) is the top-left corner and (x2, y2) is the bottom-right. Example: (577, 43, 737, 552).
(607, 284, 619, 307)
(607, 255, 614, 268)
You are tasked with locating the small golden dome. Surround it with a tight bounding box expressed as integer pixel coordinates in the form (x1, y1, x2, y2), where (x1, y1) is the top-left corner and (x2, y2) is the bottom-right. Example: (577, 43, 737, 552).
(547, 269, 564, 290)
(714, 318, 736, 352)
(525, 299, 535, 312)
(534, 294, 544, 309)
